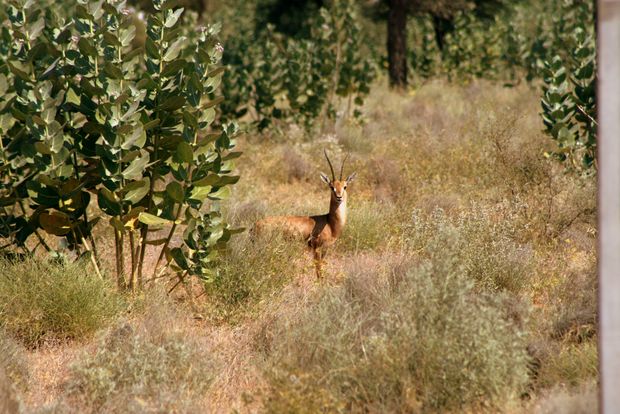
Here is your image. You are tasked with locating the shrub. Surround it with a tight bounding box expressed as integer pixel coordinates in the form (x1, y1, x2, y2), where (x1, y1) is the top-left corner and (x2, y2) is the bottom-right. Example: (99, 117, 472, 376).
(68, 292, 214, 413)
(259, 245, 530, 412)
(202, 231, 301, 323)
(406, 207, 533, 293)
(336, 122, 373, 154)
(282, 147, 313, 183)
(0, 259, 123, 347)
(536, 340, 598, 389)
(0, 0, 240, 288)
(220, 0, 375, 130)
(338, 200, 397, 253)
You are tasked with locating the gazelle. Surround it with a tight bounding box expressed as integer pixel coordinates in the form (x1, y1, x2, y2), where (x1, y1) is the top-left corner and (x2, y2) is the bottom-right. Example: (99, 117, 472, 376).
(254, 150, 356, 278)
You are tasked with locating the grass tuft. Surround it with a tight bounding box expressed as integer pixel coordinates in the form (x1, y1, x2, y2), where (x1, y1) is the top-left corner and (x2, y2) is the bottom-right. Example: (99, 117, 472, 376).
(338, 200, 398, 253)
(202, 231, 303, 323)
(0, 258, 124, 347)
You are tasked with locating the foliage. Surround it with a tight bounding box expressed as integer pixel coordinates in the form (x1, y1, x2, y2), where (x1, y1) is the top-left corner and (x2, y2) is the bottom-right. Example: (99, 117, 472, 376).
(260, 247, 530, 412)
(220, 0, 375, 131)
(0, 0, 241, 288)
(0, 257, 123, 347)
(254, 0, 325, 39)
(202, 231, 300, 323)
(402, 0, 597, 170)
(541, 9, 596, 171)
(68, 294, 214, 413)
(406, 0, 594, 84)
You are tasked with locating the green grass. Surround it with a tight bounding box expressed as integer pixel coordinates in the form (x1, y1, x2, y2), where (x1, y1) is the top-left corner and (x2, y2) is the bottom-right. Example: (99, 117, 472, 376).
(536, 340, 598, 389)
(0, 258, 124, 347)
(202, 231, 303, 323)
(338, 200, 398, 253)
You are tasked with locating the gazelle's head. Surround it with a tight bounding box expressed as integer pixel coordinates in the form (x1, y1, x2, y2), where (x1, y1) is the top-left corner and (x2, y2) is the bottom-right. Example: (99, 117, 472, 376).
(320, 150, 357, 205)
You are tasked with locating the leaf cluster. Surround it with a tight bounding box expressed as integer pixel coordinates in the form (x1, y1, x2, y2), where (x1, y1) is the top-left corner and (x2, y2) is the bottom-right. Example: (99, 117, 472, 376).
(220, 0, 376, 132)
(0, 0, 241, 286)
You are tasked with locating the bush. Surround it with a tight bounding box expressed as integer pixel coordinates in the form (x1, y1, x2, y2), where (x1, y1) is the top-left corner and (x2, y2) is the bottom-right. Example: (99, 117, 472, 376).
(0, 0, 240, 288)
(0, 259, 123, 347)
(259, 244, 530, 412)
(68, 292, 214, 413)
(536, 340, 598, 389)
(406, 207, 533, 293)
(202, 231, 302, 322)
(338, 200, 397, 253)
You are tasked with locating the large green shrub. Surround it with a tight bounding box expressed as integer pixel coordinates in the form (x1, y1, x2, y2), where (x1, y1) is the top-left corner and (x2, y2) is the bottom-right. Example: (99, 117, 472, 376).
(541, 3, 596, 172)
(0, 0, 240, 288)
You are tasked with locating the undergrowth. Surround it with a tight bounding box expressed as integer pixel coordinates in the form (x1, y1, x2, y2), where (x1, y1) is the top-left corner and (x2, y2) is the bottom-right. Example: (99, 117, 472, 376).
(259, 240, 531, 412)
(0, 258, 124, 348)
(68, 290, 214, 413)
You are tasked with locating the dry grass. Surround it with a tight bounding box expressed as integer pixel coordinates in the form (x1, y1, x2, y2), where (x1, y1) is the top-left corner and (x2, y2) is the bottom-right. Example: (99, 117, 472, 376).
(9, 79, 598, 412)
(202, 231, 303, 323)
(65, 289, 215, 413)
(258, 250, 530, 413)
(0, 258, 124, 348)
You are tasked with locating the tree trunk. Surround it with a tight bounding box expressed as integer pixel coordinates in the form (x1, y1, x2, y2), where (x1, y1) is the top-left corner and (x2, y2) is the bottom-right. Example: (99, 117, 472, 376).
(432, 15, 453, 53)
(387, 0, 408, 89)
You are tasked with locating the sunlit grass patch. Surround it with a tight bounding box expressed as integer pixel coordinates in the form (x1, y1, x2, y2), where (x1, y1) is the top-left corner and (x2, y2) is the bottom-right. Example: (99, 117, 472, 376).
(405, 206, 534, 294)
(0, 258, 124, 348)
(337, 200, 399, 253)
(202, 231, 303, 323)
(536, 340, 598, 390)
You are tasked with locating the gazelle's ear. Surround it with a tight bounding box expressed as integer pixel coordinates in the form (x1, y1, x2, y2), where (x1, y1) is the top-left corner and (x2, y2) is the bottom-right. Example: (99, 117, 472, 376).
(320, 173, 331, 185)
(346, 172, 357, 183)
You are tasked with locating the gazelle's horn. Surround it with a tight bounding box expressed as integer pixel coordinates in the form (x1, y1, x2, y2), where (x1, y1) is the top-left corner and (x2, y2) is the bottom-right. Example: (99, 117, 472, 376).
(324, 149, 336, 181)
(340, 153, 349, 180)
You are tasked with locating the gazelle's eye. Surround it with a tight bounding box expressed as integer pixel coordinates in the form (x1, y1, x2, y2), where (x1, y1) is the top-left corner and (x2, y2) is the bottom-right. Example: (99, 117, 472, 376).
(344, 185, 347, 190)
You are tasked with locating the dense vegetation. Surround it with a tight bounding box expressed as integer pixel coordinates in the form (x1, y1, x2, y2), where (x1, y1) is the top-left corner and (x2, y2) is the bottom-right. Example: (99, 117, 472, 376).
(0, 0, 597, 412)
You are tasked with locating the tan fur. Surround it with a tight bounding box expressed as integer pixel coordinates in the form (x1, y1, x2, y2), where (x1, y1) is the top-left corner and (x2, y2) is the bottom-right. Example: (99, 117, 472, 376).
(254, 152, 356, 278)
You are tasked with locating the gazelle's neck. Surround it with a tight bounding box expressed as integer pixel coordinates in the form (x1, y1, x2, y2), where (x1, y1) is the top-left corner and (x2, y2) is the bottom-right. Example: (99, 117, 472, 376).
(328, 197, 347, 237)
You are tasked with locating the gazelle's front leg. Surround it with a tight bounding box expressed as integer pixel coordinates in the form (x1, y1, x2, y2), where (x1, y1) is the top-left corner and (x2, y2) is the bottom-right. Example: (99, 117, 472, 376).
(313, 248, 323, 279)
